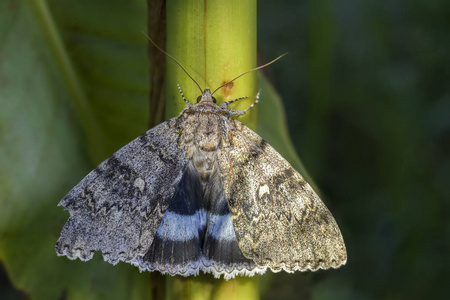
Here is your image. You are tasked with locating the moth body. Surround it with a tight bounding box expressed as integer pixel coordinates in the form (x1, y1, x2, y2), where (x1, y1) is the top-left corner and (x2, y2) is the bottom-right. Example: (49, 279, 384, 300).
(56, 87, 346, 280)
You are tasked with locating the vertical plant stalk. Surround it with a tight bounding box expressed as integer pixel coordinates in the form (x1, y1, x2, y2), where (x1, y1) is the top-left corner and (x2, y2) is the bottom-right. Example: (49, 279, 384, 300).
(165, 0, 258, 130)
(164, 0, 259, 299)
(147, 2, 168, 300)
(147, 0, 167, 128)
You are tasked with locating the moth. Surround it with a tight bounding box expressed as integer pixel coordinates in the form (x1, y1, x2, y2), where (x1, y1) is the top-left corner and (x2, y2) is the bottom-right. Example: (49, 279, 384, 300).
(56, 41, 347, 280)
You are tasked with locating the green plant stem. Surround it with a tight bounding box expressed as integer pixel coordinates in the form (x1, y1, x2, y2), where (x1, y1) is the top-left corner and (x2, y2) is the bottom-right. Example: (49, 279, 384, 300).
(165, 0, 258, 130)
(164, 0, 259, 299)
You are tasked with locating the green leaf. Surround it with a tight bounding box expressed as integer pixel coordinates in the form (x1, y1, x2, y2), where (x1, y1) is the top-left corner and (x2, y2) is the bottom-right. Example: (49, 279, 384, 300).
(0, 1, 150, 299)
(44, 0, 151, 163)
(257, 73, 315, 188)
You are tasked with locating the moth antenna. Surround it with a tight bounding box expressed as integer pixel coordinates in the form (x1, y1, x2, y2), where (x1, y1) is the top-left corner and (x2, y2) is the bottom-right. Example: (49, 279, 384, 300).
(211, 53, 288, 95)
(143, 32, 203, 93)
(177, 84, 190, 104)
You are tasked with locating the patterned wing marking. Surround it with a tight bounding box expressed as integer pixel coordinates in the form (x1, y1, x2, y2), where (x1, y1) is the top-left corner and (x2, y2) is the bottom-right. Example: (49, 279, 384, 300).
(218, 120, 347, 272)
(55, 119, 188, 265)
(134, 162, 206, 276)
(201, 166, 267, 279)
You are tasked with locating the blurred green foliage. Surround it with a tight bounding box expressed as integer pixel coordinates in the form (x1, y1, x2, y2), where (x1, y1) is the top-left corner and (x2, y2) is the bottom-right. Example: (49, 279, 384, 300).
(0, 0, 151, 299)
(1, 0, 449, 299)
(259, 0, 450, 299)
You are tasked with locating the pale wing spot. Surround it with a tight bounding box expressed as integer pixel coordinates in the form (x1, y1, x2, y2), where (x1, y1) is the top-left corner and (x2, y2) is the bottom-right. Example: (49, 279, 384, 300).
(156, 211, 203, 241)
(133, 177, 145, 192)
(207, 214, 237, 241)
(258, 184, 270, 198)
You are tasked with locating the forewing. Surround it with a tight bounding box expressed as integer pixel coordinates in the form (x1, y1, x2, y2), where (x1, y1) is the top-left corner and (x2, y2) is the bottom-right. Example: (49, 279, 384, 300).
(218, 121, 347, 272)
(55, 119, 188, 265)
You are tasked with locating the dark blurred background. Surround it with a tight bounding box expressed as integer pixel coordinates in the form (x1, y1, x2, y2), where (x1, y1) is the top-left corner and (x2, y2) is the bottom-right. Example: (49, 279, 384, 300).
(258, 0, 450, 299)
(1, 0, 449, 299)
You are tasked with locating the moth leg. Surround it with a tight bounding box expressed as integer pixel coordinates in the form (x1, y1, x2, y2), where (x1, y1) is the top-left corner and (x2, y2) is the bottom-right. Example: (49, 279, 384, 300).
(177, 84, 191, 104)
(226, 90, 260, 117)
(221, 96, 249, 107)
(243, 90, 260, 113)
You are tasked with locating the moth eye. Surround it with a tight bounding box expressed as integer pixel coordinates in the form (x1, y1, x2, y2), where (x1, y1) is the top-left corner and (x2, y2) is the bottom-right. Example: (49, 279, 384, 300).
(196, 96, 202, 103)
(212, 97, 217, 103)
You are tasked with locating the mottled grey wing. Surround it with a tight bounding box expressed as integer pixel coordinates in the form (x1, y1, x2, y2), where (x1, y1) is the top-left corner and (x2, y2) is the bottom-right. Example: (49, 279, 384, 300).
(218, 121, 347, 272)
(56, 119, 187, 265)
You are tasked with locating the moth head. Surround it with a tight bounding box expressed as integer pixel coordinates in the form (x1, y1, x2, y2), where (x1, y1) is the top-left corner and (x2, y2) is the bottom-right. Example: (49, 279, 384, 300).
(197, 89, 216, 104)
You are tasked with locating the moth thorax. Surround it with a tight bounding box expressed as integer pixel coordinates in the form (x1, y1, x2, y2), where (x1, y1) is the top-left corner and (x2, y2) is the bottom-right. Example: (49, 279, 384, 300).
(191, 150, 215, 181)
(195, 115, 221, 152)
(199, 138, 220, 152)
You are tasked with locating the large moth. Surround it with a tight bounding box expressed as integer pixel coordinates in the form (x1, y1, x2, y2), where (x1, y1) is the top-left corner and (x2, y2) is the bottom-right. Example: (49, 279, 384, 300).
(56, 42, 346, 280)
